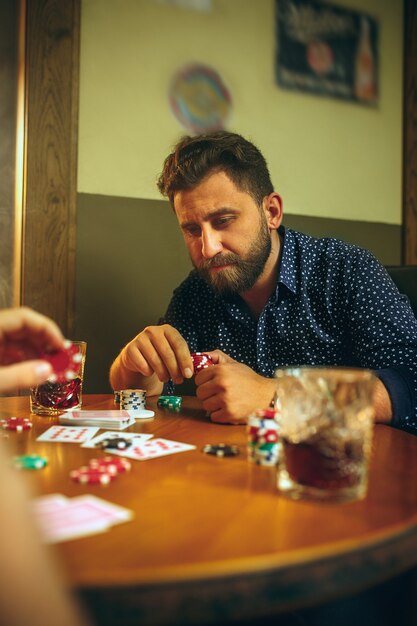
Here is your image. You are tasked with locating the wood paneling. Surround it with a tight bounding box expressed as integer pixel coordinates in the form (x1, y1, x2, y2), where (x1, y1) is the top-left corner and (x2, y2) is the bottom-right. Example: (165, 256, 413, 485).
(23, 0, 80, 336)
(0, 0, 21, 308)
(403, 0, 417, 264)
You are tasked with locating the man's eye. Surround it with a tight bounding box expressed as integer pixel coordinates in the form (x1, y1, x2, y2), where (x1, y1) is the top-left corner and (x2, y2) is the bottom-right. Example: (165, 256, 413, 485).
(183, 226, 200, 237)
(213, 216, 234, 229)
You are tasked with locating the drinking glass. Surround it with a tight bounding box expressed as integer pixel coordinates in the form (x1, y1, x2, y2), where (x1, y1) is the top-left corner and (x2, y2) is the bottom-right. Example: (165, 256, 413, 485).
(274, 367, 376, 503)
(30, 341, 87, 416)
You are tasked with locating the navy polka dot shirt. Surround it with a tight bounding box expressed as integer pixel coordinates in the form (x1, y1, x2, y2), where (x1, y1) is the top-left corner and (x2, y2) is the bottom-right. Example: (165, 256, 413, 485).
(162, 227, 417, 433)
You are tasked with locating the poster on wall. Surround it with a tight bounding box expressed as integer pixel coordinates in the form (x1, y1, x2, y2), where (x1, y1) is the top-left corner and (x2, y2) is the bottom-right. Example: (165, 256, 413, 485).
(275, 0, 379, 105)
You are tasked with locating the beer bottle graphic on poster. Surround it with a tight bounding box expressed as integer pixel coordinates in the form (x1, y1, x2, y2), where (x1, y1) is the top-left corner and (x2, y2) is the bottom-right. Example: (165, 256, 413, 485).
(354, 16, 376, 103)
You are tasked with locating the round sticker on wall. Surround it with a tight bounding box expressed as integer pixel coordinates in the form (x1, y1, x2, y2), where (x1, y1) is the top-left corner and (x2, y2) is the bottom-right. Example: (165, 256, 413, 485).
(169, 63, 232, 133)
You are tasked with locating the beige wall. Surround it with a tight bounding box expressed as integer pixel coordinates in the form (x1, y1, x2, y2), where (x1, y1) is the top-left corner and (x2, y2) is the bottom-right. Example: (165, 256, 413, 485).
(76, 0, 404, 392)
(78, 0, 403, 223)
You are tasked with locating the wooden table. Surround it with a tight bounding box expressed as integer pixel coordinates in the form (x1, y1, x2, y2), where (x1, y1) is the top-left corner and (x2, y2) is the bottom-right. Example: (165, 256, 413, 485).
(2, 394, 417, 625)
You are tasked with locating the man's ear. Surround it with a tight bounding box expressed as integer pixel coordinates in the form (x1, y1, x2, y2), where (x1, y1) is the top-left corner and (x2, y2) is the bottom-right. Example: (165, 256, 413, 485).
(263, 193, 283, 229)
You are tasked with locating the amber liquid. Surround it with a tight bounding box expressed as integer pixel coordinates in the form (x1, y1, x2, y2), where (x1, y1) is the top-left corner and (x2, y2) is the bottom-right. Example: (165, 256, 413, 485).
(282, 436, 364, 491)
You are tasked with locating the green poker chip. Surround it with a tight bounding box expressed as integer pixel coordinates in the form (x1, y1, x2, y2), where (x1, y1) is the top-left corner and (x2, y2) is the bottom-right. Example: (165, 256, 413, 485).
(13, 454, 48, 470)
(157, 395, 182, 411)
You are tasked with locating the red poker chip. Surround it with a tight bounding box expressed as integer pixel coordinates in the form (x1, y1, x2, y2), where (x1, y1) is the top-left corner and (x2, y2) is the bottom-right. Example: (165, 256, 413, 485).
(1, 341, 82, 384)
(255, 408, 278, 420)
(258, 432, 279, 444)
(191, 352, 214, 373)
(70, 466, 116, 485)
(1, 344, 27, 364)
(1, 417, 32, 432)
(40, 342, 83, 384)
(88, 457, 131, 474)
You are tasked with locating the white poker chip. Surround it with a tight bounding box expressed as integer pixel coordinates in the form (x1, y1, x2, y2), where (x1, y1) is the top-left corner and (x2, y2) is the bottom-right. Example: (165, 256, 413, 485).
(128, 409, 155, 419)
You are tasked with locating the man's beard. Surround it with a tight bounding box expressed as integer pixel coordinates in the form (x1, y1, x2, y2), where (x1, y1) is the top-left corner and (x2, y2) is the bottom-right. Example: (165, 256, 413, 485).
(195, 215, 272, 296)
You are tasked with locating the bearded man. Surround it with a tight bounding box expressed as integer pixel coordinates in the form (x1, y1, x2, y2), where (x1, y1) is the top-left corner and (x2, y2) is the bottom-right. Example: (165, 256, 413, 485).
(110, 131, 417, 431)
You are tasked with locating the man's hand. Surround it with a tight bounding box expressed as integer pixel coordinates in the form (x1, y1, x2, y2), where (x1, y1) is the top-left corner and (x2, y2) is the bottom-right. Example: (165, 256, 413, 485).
(0, 307, 65, 394)
(195, 350, 277, 424)
(110, 324, 193, 394)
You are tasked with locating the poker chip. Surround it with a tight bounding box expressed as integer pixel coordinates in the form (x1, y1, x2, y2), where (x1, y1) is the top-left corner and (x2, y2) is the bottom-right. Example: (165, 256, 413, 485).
(1, 417, 32, 432)
(95, 437, 132, 450)
(191, 352, 214, 373)
(255, 408, 279, 420)
(157, 395, 182, 412)
(70, 466, 115, 485)
(40, 341, 83, 384)
(247, 409, 280, 466)
(13, 454, 48, 470)
(202, 443, 239, 457)
(119, 389, 147, 411)
(88, 456, 131, 474)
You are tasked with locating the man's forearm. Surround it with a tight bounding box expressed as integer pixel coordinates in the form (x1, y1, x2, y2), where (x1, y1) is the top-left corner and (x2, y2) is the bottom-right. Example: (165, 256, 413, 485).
(373, 377, 393, 423)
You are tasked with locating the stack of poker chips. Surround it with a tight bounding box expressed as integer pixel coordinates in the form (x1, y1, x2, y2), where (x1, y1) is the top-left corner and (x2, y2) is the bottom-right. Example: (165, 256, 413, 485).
(157, 395, 182, 412)
(119, 389, 147, 411)
(247, 408, 280, 466)
(70, 456, 131, 485)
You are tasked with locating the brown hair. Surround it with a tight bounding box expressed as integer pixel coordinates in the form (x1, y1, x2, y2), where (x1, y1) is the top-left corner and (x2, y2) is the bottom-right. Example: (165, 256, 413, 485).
(157, 131, 274, 208)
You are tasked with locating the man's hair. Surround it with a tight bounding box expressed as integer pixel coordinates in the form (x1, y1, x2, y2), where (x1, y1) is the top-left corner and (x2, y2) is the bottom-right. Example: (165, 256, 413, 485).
(157, 131, 274, 208)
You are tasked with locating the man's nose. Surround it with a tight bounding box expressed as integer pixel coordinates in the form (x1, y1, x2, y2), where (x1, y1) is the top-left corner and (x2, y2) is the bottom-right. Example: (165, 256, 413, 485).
(201, 228, 223, 259)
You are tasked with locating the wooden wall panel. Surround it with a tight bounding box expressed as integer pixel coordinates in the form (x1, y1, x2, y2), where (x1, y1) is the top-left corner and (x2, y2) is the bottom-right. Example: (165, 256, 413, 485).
(403, 0, 417, 264)
(23, 0, 80, 336)
(0, 0, 21, 308)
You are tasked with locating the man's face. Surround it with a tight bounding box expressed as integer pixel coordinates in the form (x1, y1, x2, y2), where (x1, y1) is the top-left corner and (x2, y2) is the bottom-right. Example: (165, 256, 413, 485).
(174, 171, 272, 296)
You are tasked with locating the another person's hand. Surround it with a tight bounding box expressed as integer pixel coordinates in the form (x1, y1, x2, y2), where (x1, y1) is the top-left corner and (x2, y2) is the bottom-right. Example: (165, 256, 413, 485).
(195, 350, 277, 424)
(111, 324, 193, 394)
(0, 307, 65, 393)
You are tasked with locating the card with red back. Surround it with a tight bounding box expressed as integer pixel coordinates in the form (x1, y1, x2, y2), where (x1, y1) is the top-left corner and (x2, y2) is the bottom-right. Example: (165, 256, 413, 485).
(32, 494, 133, 543)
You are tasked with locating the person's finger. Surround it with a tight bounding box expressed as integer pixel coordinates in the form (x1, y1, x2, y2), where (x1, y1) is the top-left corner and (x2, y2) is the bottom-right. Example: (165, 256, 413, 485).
(204, 349, 234, 366)
(121, 336, 158, 378)
(143, 326, 192, 384)
(163, 326, 193, 380)
(0, 308, 65, 350)
(136, 332, 172, 383)
(0, 361, 52, 394)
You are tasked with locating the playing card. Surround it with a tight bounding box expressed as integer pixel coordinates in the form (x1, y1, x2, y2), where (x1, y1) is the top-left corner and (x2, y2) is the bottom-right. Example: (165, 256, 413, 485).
(81, 430, 153, 449)
(111, 438, 196, 461)
(31, 494, 133, 543)
(37, 425, 99, 443)
(33, 499, 109, 543)
(71, 495, 133, 524)
(31, 494, 68, 515)
(59, 410, 136, 430)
